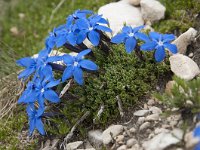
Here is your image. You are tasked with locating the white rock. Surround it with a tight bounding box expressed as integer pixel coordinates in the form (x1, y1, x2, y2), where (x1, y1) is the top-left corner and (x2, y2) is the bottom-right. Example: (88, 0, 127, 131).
(102, 125, 124, 145)
(127, 138, 138, 147)
(142, 132, 181, 150)
(98, 1, 144, 36)
(171, 128, 184, 140)
(117, 145, 127, 150)
(170, 54, 200, 80)
(137, 117, 145, 125)
(149, 106, 162, 114)
(147, 99, 155, 106)
(115, 135, 125, 144)
(129, 127, 137, 133)
(88, 130, 103, 149)
(140, 0, 166, 22)
(121, 0, 141, 6)
(154, 128, 170, 134)
(139, 122, 151, 131)
(134, 110, 150, 117)
(172, 28, 198, 54)
(145, 114, 160, 121)
(66, 141, 83, 150)
(184, 131, 199, 149)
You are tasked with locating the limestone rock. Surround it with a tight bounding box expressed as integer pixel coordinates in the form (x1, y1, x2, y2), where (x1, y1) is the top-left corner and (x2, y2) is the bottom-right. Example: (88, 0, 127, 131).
(172, 28, 198, 54)
(121, 0, 141, 6)
(140, 0, 166, 22)
(134, 110, 150, 117)
(66, 141, 83, 150)
(88, 130, 103, 149)
(98, 1, 144, 35)
(145, 114, 160, 121)
(143, 132, 181, 150)
(102, 125, 124, 145)
(169, 54, 200, 80)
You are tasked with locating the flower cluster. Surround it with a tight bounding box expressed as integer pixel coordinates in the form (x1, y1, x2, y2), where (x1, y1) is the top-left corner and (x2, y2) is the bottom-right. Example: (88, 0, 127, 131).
(17, 9, 177, 135)
(193, 125, 200, 150)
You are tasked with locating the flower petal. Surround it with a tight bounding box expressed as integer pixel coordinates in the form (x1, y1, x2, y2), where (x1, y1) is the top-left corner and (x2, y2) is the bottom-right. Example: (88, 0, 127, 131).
(63, 54, 74, 65)
(44, 89, 60, 103)
(155, 46, 166, 62)
(16, 57, 35, 67)
(88, 30, 100, 46)
(135, 32, 150, 42)
(18, 68, 35, 79)
(149, 32, 160, 41)
(125, 37, 136, 53)
(73, 67, 84, 85)
(62, 66, 73, 82)
(76, 19, 89, 30)
(140, 41, 157, 51)
(95, 25, 112, 32)
(111, 33, 127, 44)
(133, 25, 144, 33)
(77, 30, 88, 44)
(56, 36, 67, 48)
(67, 32, 77, 46)
(45, 79, 60, 88)
(194, 126, 200, 137)
(122, 26, 132, 33)
(77, 49, 91, 59)
(164, 43, 177, 54)
(163, 34, 175, 42)
(36, 118, 45, 135)
(79, 60, 98, 70)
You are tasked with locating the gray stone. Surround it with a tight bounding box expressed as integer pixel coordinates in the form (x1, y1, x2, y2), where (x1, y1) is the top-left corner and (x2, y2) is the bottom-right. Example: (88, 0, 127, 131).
(140, 0, 166, 22)
(117, 145, 127, 150)
(145, 114, 160, 121)
(143, 132, 181, 150)
(149, 106, 162, 114)
(88, 130, 103, 149)
(134, 110, 150, 117)
(122, 0, 141, 6)
(66, 141, 83, 150)
(172, 28, 197, 54)
(98, 1, 144, 36)
(169, 54, 200, 80)
(139, 122, 151, 131)
(127, 138, 138, 148)
(102, 125, 124, 145)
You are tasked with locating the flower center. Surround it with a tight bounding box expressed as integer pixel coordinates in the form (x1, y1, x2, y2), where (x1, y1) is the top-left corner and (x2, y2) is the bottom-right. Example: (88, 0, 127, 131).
(129, 33, 134, 37)
(41, 88, 45, 93)
(89, 27, 93, 31)
(158, 41, 163, 46)
(74, 61, 79, 66)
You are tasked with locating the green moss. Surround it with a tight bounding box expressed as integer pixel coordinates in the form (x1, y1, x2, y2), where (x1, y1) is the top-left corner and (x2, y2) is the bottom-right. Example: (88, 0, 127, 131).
(0, 110, 37, 150)
(154, 0, 200, 33)
(46, 45, 170, 136)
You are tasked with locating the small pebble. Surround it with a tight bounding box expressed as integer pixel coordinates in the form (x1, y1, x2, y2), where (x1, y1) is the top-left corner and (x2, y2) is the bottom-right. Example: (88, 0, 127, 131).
(126, 138, 138, 148)
(129, 127, 136, 133)
(139, 122, 151, 131)
(145, 114, 160, 121)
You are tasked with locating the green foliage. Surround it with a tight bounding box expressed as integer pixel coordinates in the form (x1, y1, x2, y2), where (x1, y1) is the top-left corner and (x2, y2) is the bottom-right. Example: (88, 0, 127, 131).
(46, 45, 170, 136)
(0, 111, 37, 150)
(155, 0, 200, 33)
(154, 76, 200, 113)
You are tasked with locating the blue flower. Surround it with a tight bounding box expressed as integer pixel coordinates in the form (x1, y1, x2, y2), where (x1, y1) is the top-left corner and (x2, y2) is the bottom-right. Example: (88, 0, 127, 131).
(18, 81, 37, 104)
(62, 49, 98, 85)
(111, 26, 149, 53)
(76, 15, 112, 46)
(17, 49, 62, 80)
(140, 32, 177, 62)
(34, 77, 60, 107)
(66, 9, 93, 28)
(26, 104, 45, 135)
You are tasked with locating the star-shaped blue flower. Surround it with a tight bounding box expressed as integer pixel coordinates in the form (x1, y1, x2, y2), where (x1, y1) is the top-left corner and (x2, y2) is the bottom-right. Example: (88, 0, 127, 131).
(111, 26, 149, 53)
(34, 77, 60, 107)
(26, 104, 45, 135)
(62, 49, 98, 85)
(140, 32, 178, 62)
(17, 49, 62, 80)
(76, 15, 112, 46)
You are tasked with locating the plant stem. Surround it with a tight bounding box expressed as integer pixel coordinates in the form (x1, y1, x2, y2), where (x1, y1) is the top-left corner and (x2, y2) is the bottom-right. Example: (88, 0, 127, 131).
(135, 45, 145, 61)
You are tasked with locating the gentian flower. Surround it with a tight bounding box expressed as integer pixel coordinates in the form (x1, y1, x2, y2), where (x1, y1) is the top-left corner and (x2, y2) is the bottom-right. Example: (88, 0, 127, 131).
(17, 49, 62, 80)
(140, 32, 177, 62)
(66, 9, 93, 28)
(34, 77, 60, 107)
(193, 125, 200, 150)
(76, 14, 112, 46)
(111, 26, 149, 53)
(62, 49, 98, 85)
(18, 81, 37, 104)
(26, 104, 45, 135)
